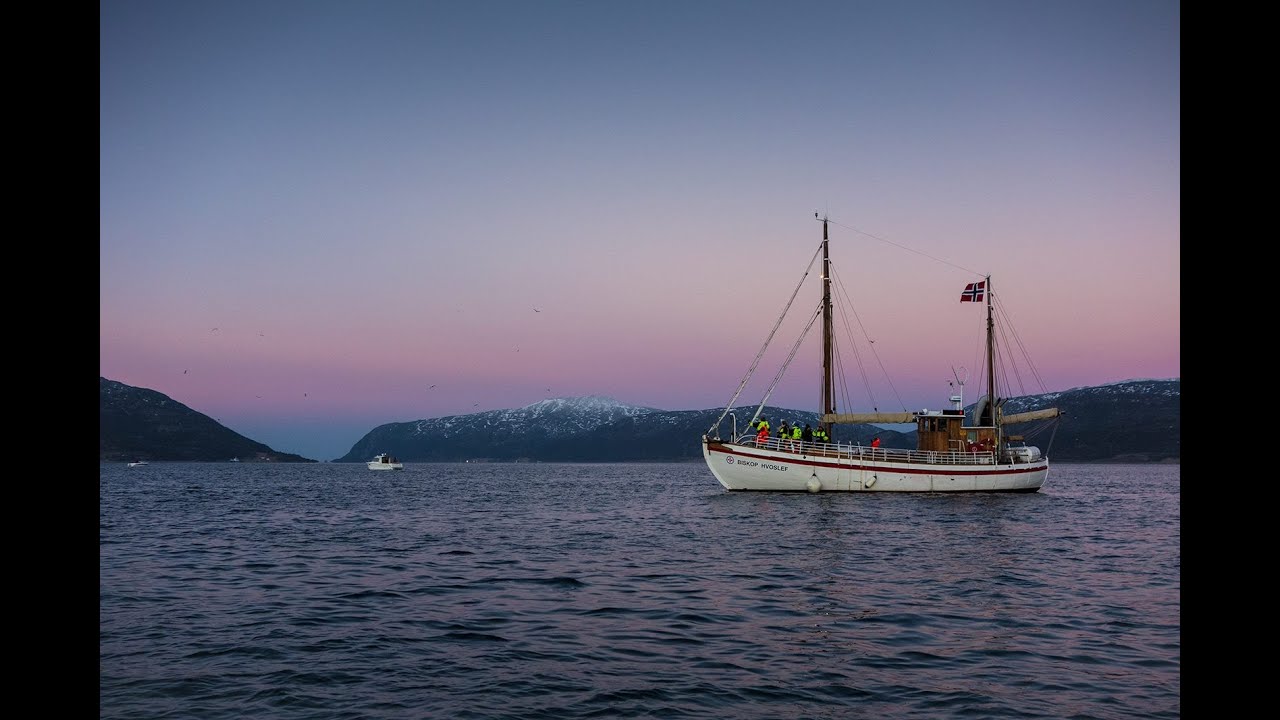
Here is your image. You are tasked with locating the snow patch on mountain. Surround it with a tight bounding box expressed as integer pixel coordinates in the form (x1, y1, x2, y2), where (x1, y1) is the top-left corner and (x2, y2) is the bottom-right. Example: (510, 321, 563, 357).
(405, 396, 659, 439)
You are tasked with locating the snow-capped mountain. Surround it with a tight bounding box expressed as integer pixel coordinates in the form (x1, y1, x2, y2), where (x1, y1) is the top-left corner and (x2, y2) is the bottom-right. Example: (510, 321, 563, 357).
(400, 395, 659, 440)
(335, 379, 1179, 463)
(100, 377, 1179, 464)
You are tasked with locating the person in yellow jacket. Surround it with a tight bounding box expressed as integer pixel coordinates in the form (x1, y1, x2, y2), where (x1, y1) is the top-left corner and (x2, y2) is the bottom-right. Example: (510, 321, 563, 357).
(791, 423, 803, 451)
(754, 417, 770, 446)
(753, 417, 770, 446)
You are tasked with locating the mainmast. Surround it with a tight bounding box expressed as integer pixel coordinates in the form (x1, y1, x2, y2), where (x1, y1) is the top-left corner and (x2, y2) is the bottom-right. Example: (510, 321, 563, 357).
(820, 216, 835, 434)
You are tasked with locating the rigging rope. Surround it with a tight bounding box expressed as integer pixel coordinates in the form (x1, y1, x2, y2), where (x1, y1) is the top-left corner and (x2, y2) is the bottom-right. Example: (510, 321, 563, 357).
(828, 262, 909, 413)
(709, 242, 824, 435)
(748, 303, 823, 429)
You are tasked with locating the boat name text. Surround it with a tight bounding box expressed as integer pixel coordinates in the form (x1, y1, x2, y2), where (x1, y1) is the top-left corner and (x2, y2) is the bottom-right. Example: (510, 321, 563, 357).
(727, 458, 788, 472)
(727, 457, 788, 472)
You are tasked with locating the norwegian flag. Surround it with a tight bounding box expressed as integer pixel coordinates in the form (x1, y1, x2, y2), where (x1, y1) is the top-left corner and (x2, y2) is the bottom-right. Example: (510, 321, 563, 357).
(960, 281, 986, 302)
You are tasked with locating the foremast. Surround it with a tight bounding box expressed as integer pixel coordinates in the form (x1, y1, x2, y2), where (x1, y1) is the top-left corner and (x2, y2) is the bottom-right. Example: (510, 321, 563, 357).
(820, 215, 835, 438)
(818, 214, 914, 428)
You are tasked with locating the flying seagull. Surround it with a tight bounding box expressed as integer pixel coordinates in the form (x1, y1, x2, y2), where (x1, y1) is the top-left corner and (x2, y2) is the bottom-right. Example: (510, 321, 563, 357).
(533, 306, 542, 313)
(429, 384, 436, 389)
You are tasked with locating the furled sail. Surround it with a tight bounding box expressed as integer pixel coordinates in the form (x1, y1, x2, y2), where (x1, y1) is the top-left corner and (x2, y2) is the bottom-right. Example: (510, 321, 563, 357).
(822, 412, 916, 424)
(1003, 408, 1061, 424)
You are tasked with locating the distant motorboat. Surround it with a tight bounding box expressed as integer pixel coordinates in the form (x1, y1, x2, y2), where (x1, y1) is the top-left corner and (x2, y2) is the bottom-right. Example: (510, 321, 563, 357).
(128, 461, 149, 467)
(367, 453, 404, 470)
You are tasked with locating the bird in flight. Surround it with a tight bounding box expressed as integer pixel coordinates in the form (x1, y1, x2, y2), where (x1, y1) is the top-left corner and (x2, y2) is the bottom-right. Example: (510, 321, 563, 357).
(183, 369, 188, 374)
(473, 403, 480, 407)
(429, 384, 436, 389)
(533, 306, 542, 313)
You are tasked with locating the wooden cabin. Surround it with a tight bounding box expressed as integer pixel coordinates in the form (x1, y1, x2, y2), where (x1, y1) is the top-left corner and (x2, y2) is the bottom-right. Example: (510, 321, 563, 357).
(915, 408, 996, 453)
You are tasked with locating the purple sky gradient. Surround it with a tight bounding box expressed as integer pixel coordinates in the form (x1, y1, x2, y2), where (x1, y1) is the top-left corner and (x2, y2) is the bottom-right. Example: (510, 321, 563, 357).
(100, 1, 1180, 461)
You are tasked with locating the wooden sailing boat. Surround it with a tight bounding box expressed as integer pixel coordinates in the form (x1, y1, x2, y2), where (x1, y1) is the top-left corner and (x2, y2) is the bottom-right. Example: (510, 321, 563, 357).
(701, 216, 1061, 492)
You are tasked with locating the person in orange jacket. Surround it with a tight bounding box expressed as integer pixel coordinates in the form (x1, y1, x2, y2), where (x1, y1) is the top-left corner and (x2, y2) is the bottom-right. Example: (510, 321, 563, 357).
(754, 417, 770, 446)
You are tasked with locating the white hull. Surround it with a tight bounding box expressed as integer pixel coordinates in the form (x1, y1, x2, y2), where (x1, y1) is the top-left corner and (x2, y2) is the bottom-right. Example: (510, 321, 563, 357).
(703, 437, 1047, 492)
(368, 453, 403, 470)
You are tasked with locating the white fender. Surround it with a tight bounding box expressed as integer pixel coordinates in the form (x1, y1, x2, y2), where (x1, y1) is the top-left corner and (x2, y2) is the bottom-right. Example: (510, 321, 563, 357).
(865, 474, 877, 489)
(806, 477, 821, 493)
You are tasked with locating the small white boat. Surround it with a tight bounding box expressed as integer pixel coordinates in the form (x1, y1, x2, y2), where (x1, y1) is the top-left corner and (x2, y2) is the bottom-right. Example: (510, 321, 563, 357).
(127, 461, 149, 467)
(367, 453, 404, 470)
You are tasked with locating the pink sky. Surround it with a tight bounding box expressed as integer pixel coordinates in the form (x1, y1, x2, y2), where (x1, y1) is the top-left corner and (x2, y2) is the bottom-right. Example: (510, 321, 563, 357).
(101, 2, 1179, 460)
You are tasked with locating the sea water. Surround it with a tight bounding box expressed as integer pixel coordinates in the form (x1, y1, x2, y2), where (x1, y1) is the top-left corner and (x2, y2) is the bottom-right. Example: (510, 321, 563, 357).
(100, 462, 1180, 719)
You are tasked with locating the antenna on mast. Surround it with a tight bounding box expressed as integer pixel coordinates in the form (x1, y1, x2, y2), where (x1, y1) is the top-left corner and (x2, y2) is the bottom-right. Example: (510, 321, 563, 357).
(949, 366, 968, 411)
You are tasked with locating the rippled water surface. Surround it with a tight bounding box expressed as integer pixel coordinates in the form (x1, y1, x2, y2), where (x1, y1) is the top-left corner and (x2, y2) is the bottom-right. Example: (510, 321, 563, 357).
(100, 462, 1180, 719)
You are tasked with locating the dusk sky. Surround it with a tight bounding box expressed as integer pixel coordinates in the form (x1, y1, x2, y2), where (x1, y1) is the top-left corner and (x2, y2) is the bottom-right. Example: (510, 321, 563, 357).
(100, 0, 1180, 462)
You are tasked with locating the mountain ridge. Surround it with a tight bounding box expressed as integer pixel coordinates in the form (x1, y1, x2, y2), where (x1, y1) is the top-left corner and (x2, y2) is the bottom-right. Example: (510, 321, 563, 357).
(100, 377, 1179, 464)
(100, 377, 315, 463)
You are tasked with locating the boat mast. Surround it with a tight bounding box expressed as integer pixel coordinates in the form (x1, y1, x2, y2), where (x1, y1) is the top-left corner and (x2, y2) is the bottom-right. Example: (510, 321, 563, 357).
(983, 275, 997, 432)
(820, 216, 835, 434)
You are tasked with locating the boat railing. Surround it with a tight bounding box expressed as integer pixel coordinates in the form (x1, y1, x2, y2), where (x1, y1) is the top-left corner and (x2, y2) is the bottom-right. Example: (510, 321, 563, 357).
(843, 446, 996, 465)
(740, 435, 802, 453)
(735, 435, 996, 465)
